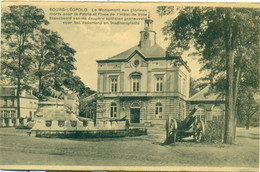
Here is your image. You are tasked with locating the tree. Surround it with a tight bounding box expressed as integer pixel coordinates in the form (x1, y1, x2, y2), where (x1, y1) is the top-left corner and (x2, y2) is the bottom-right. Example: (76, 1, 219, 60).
(63, 75, 95, 98)
(157, 7, 259, 144)
(79, 93, 97, 118)
(30, 29, 80, 101)
(33, 30, 77, 99)
(30, 28, 54, 100)
(189, 77, 200, 97)
(1, 5, 95, 116)
(237, 86, 259, 130)
(1, 5, 48, 117)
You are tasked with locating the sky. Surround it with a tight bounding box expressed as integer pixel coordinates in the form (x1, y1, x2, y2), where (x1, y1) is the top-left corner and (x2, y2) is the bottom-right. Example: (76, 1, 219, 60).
(2, 2, 204, 90)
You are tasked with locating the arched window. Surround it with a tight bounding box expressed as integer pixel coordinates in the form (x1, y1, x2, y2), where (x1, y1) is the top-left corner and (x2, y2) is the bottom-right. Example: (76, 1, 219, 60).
(110, 103, 117, 118)
(155, 103, 162, 118)
(131, 102, 140, 108)
(212, 106, 222, 121)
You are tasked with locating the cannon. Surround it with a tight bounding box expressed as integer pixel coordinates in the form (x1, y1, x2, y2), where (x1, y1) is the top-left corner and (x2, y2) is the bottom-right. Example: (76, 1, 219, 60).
(165, 106, 205, 143)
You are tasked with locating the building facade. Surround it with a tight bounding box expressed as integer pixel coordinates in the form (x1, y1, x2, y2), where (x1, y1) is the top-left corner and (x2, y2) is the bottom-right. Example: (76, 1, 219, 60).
(188, 86, 225, 123)
(96, 16, 191, 124)
(0, 86, 38, 126)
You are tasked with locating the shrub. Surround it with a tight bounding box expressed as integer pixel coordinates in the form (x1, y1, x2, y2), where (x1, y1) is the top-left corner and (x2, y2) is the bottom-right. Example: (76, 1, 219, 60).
(204, 121, 224, 143)
(16, 125, 31, 129)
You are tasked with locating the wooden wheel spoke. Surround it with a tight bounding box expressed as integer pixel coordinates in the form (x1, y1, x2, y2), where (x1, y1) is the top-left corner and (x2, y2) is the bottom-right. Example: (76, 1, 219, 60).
(194, 119, 205, 143)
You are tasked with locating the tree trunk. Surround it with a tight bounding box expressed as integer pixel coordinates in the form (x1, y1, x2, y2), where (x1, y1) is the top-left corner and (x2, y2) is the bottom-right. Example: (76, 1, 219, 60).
(39, 40, 43, 101)
(223, 10, 238, 144)
(54, 55, 58, 107)
(245, 115, 250, 130)
(16, 51, 21, 118)
(233, 63, 241, 142)
(224, 48, 235, 144)
(38, 75, 42, 101)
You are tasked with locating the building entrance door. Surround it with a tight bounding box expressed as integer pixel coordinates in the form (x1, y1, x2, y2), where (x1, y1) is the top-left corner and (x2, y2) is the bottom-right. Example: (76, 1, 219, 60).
(130, 108, 140, 123)
(130, 102, 141, 123)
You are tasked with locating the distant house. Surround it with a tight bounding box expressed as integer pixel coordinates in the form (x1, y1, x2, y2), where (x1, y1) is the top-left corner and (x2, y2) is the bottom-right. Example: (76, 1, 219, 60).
(0, 86, 38, 119)
(187, 86, 225, 122)
(0, 86, 38, 127)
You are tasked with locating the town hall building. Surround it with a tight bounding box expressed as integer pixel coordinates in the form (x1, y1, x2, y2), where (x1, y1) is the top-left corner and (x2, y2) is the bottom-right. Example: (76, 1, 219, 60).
(96, 15, 191, 124)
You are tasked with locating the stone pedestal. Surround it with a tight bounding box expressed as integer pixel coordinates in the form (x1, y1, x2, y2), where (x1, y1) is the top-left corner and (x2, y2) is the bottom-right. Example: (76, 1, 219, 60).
(6, 118, 11, 127)
(24, 118, 28, 124)
(0, 118, 4, 127)
(9, 119, 14, 127)
(16, 118, 20, 126)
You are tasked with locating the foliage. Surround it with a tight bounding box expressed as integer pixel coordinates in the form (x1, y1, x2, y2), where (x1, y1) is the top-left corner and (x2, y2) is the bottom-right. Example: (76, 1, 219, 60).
(79, 94, 97, 118)
(1, 5, 94, 107)
(204, 121, 224, 143)
(1, 6, 49, 87)
(237, 86, 259, 129)
(189, 77, 200, 97)
(30, 28, 57, 100)
(157, 6, 260, 144)
(1, 5, 49, 117)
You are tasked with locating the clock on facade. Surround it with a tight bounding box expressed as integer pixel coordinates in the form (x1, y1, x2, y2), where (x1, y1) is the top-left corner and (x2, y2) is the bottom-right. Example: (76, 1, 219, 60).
(143, 31, 149, 39)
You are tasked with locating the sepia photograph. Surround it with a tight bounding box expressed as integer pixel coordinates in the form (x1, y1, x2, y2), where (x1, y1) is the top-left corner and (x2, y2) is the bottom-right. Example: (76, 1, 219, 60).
(0, 1, 259, 171)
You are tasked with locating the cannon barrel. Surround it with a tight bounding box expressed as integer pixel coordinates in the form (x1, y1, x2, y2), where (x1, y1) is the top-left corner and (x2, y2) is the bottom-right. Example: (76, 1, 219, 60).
(181, 105, 198, 129)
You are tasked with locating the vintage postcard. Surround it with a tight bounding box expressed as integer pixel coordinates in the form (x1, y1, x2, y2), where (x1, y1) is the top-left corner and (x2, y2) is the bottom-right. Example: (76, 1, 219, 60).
(0, 1, 259, 171)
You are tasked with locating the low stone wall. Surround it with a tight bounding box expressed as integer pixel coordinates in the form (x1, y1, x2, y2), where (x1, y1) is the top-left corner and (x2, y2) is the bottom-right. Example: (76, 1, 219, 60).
(0, 117, 29, 127)
(32, 119, 127, 131)
(141, 119, 166, 125)
(96, 119, 127, 130)
(31, 128, 147, 138)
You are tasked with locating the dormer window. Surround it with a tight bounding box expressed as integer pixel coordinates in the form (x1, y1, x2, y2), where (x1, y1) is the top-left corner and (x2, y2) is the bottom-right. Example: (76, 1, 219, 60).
(3, 98, 7, 107)
(10, 99, 14, 107)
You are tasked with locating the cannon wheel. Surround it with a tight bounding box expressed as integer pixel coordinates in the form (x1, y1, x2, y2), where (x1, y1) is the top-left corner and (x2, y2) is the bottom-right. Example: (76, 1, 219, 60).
(193, 119, 205, 143)
(166, 117, 178, 143)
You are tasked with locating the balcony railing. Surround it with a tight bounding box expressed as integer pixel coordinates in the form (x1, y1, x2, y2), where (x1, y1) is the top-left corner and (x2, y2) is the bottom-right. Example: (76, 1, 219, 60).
(97, 91, 186, 98)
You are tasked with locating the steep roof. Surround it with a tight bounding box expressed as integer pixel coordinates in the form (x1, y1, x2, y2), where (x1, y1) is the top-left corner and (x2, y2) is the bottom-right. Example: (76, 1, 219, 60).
(97, 44, 170, 62)
(189, 86, 225, 101)
(0, 86, 16, 96)
(0, 86, 37, 99)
